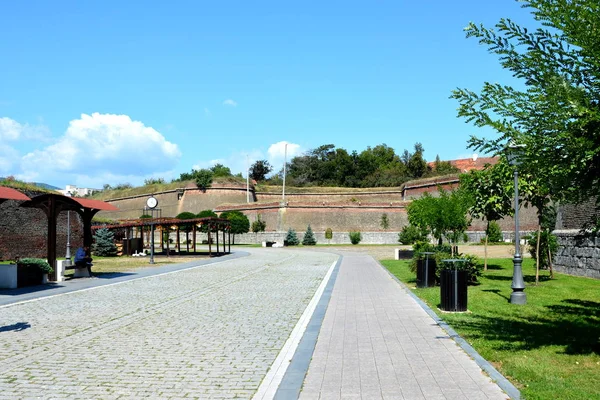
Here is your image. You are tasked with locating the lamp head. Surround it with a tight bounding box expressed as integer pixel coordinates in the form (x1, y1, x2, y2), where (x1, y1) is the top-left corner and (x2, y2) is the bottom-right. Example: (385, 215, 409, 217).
(506, 141, 526, 167)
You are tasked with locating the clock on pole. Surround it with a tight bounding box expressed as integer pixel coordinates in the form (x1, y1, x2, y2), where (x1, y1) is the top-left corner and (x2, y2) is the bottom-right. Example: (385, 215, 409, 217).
(146, 196, 158, 209)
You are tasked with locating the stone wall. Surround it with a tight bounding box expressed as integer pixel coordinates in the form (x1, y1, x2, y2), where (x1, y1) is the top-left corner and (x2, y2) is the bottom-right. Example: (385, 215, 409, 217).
(556, 198, 599, 230)
(232, 231, 402, 245)
(0, 192, 84, 262)
(553, 230, 600, 279)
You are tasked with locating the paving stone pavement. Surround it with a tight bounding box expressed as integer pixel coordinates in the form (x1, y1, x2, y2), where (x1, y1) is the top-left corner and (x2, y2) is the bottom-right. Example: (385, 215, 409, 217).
(0, 249, 337, 399)
(299, 252, 510, 400)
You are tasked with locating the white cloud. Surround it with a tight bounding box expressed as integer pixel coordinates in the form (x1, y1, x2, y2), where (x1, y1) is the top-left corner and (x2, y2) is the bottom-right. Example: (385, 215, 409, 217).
(268, 141, 302, 165)
(0, 117, 50, 141)
(222, 99, 237, 107)
(20, 113, 181, 184)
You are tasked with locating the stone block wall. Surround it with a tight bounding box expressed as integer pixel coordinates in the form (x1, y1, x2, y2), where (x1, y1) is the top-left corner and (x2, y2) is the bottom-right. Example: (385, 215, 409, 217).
(553, 230, 600, 279)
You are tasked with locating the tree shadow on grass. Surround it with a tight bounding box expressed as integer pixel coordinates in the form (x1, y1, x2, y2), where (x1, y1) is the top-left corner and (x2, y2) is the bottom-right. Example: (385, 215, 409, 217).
(451, 298, 600, 355)
(482, 289, 510, 301)
(484, 264, 505, 270)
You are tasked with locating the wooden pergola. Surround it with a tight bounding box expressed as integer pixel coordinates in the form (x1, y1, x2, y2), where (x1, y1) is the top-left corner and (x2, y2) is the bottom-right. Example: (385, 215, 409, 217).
(20, 194, 119, 280)
(92, 217, 231, 257)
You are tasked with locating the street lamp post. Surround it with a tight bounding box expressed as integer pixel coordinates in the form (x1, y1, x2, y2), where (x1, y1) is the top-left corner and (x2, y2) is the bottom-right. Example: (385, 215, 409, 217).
(65, 191, 72, 265)
(507, 142, 527, 305)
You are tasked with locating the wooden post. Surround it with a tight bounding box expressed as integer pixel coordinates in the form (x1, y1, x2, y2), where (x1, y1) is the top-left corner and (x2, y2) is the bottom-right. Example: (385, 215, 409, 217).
(208, 228, 212, 257)
(176, 226, 181, 254)
(166, 226, 170, 257)
(228, 230, 231, 253)
(192, 225, 196, 254)
(215, 225, 219, 256)
(223, 228, 226, 254)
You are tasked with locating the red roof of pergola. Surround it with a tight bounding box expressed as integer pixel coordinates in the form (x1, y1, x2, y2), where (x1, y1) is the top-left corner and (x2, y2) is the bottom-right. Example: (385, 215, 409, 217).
(0, 187, 31, 201)
(72, 197, 119, 211)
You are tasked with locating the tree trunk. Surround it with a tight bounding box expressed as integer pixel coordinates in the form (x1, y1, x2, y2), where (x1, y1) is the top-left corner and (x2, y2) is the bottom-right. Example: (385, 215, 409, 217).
(484, 220, 489, 271)
(535, 225, 541, 285)
(548, 243, 554, 279)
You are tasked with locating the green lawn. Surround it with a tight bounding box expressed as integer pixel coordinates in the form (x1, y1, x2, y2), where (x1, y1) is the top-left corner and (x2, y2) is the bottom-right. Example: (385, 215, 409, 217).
(381, 258, 600, 400)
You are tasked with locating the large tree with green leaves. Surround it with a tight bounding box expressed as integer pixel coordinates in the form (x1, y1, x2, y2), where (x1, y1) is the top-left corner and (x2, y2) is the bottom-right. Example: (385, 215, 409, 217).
(249, 160, 273, 182)
(452, 0, 600, 212)
(219, 210, 250, 244)
(407, 188, 471, 254)
(460, 161, 514, 270)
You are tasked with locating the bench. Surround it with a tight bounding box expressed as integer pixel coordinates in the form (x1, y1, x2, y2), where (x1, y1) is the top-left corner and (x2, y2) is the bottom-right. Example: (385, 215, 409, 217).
(56, 260, 91, 279)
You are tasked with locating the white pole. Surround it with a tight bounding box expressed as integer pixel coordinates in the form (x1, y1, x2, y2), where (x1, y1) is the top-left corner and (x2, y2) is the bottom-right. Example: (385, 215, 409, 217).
(282, 143, 287, 203)
(246, 154, 250, 203)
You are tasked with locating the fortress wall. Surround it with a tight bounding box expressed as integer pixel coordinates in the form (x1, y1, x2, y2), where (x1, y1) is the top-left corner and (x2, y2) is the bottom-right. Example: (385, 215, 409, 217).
(256, 191, 403, 204)
(97, 185, 253, 220)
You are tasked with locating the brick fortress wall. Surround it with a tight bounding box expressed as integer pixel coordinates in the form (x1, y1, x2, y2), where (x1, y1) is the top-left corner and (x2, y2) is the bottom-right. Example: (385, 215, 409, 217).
(0, 190, 84, 261)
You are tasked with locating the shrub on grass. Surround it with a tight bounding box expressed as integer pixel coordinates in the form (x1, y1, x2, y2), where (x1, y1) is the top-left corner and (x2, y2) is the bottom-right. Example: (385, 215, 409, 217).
(349, 231, 362, 245)
(398, 224, 428, 244)
(486, 221, 503, 243)
(302, 225, 317, 245)
(93, 228, 118, 257)
(285, 228, 300, 246)
(17, 258, 53, 274)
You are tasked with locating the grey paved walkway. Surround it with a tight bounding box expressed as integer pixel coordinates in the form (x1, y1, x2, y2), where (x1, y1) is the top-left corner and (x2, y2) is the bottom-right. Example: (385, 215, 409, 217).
(0, 249, 337, 399)
(300, 253, 510, 400)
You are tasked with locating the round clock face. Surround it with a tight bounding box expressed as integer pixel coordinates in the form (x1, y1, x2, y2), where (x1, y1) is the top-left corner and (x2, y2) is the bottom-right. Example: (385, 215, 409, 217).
(146, 196, 158, 209)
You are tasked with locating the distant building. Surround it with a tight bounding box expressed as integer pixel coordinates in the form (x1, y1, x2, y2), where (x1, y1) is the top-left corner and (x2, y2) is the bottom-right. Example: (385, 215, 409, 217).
(428, 155, 499, 173)
(57, 185, 99, 197)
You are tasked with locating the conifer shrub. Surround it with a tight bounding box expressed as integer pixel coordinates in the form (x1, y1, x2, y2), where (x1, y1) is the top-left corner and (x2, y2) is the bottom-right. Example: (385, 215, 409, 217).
(302, 225, 317, 245)
(285, 228, 300, 246)
(349, 231, 362, 245)
(93, 228, 118, 257)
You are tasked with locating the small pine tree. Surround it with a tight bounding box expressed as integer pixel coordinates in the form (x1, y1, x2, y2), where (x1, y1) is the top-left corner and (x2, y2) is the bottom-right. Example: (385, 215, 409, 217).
(93, 228, 118, 257)
(302, 225, 317, 245)
(285, 228, 300, 246)
(349, 231, 362, 245)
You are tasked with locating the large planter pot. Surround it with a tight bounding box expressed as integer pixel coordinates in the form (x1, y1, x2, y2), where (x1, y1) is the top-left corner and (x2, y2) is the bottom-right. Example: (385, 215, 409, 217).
(17, 265, 45, 287)
(416, 258, 436, 288)
(440, 269, 468, 312)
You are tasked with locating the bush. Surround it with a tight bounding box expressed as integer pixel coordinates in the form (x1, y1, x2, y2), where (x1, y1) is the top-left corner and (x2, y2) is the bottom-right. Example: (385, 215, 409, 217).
(486, 221, 503, 243)
(398, 225, 428, 245)
(302, 225, 317, 245)
(409, 241, 453, 273)
(93, 228, 118, 257)
(17, 258, 53, 274)
(349, 231, 362, 245)
(526, 230, 559, 269)
(285, 228, 300, 246)
(251, 216, 267, 233)
(325, 228, 333, 240)
(436, 253, 482, 284)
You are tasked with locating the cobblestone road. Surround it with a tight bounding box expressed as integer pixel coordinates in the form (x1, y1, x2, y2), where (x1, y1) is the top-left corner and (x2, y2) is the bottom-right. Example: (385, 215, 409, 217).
(0, 249, 337, 399)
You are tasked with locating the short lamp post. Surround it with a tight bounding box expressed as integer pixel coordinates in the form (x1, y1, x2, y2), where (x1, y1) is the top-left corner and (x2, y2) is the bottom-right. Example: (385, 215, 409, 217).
(65, 191, 72, 266)
(507, 142, 527, 305)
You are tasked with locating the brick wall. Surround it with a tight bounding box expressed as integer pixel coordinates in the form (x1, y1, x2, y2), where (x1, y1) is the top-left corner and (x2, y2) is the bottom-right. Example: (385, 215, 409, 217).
(0, 191, 84, 261)
(556, 198, 599, 230)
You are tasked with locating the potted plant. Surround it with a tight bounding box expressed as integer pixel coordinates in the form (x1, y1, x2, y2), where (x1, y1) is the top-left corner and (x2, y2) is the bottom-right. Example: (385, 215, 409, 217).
(16, 258, 53, 287)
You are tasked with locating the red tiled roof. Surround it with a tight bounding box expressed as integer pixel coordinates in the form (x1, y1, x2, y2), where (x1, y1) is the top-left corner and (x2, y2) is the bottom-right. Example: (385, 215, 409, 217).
(72, 197, 119, 211)
(428, 157, 499, 172)
(0, 187, 31, 201)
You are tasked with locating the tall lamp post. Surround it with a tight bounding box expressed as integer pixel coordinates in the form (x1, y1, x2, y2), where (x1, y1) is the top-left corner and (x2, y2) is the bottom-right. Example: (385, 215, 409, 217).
(65, 191, 72, 265)
(507, 142, 527, 305)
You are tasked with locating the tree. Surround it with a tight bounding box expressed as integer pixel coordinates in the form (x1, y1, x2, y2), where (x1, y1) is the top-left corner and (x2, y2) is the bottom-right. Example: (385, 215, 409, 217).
(220, 210, 249, 244)
(460, 161, 513, 270)
(196, 210, 217, 219)
(210, 163, 232, 177)
(144, 178, 165, 185)
(302, 225, 317, 245)
(250, 160, 273, 182)
(406, 143, 427, 179)
(325, 228, 333, 243)
(380, 213, 390, 230)
(251, 215, 267, 234)
(93, 228, 118, 257)
(285, 228, 300, 246)
(195, 169, 213, 191)
(452, 0, 600, 213)
(407, 188, 471, 254)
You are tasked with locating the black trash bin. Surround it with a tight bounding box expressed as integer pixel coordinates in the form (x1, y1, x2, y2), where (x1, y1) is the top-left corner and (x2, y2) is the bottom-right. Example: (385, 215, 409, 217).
(440, 259, 468, 312)
(416, 252, 436, 288)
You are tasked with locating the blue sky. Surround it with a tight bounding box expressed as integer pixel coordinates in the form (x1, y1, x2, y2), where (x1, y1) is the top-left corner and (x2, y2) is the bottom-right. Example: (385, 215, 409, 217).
(0, 0, 535, 189)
